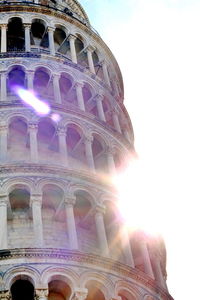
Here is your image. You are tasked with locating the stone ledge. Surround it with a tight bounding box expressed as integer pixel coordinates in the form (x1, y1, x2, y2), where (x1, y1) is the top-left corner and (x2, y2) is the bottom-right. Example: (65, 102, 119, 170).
(0, 163, 114, 188)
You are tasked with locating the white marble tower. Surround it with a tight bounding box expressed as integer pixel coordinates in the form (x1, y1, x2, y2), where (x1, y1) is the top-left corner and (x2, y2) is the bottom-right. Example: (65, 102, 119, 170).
(0, 1, 173, 300)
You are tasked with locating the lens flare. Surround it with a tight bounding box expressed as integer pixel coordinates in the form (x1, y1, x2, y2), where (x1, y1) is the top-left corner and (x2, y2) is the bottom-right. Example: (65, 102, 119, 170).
(51, 113, 61, 122)
(14, 86, 50, 116)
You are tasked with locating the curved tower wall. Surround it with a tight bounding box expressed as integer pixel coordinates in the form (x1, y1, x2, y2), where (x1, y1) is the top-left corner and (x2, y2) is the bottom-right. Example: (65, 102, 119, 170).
(0, 1, 173, 300)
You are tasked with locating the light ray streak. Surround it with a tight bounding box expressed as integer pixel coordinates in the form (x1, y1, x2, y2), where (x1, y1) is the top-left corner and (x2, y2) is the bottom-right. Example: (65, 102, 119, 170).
(14, 86, 50, 116)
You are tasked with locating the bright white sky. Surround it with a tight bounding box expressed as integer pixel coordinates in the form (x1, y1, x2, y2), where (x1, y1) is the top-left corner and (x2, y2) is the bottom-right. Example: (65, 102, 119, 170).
(80, 1, 200, 299)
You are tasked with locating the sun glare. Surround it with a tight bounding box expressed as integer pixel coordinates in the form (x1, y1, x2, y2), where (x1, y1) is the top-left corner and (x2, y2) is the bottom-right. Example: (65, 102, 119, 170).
(113, 157, 165, 237)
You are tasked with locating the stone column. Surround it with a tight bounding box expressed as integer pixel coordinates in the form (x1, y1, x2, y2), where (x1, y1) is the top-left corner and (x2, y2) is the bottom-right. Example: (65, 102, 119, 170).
(72, 288, 88, 300)
(94, 204, 109, 257)
(1, 24, 7, 53)
(75, 81, 85, 111)
(84, 135, 95, 171)
(124, 127, 130, 141)
(68, 34, 77, 64)
(0, 195, 8, 249)
(53, 73, 62, 104)
(96, 94, 106, 122)
(35, 288, 48, 300)
(28, 123, 38, 163)
(31, 194, 44, 247)
(65, 196, 78, 250)
(112, 110, 121, 133)
(101, 60, 111, 87)
(152, 254, 168, 289)
(57, 127, 68, 166)
(86, 46, 96, 74)
(140, 240, 155, 279)
(121, 225, 135, 267)
(0, 125, 8, 162)
(27, 70, 34, 91)
(0, 72, 7, 101)
(24, 24, 31, 52)
(106, 147, 116, 175)
(48, 27, 55, 55)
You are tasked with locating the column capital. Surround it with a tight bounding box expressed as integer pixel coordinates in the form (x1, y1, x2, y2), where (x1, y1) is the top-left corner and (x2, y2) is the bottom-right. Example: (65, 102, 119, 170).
(64, 196, 76, 206)
(0, 24, 8, 29)
(0, 71, 7, 75)
(99, 58, 108, 66)
(0, 291, 11, 300)
(47, 26, 55, 32)
(96, 93, 104, 102)
(35, 288, 49, 299)
(30, 194, 42, 206)
(68, 34, 77, 41)
(72, 288, 88, 300)
(28, 123, 38, 131)
(0, 124, 8, 132)
(105, 146, 115, 156)
(26, 70, 35, 76)
(0, 194, 8, 206)
(75, 81, 84, 89)
(24, 23, 32, 29)
(86, 45, 96, 53)
(52, 72, 61, 79)
(111, 107, 120, 115)
(57, 126, 66, 136)
(84, 134, 93, 144)
(95, 204, 106, 215)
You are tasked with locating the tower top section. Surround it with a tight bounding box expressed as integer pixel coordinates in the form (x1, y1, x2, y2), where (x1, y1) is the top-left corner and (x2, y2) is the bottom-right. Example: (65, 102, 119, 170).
(0, 0, 90, 26)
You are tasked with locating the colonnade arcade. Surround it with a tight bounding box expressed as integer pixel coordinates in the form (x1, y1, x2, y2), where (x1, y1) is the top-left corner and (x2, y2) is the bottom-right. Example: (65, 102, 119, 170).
(0, 16, 115, 89)
(0, 114, 126, 175)
(0, 272, 149, 300)
(0, 181, 166, 288)
(0, 65, 129, 139)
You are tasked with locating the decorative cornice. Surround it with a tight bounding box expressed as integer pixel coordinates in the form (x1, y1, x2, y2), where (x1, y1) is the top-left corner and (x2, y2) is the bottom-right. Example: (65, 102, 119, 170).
(0, 164, 114, 189)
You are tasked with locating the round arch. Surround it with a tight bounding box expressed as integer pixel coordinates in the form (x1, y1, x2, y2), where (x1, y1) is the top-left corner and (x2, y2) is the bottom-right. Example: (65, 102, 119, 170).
(41, 267, 78, 290)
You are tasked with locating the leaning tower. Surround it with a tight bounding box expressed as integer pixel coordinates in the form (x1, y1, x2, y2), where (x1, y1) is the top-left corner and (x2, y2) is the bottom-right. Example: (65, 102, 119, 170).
(0, 1, 173, 300)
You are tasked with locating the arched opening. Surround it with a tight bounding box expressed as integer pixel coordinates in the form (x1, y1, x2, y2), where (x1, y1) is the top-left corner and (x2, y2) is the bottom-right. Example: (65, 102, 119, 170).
(54, 27, 70, 56)
(31, 19, 49, 48)
(85, 281, 105, 300)
(7, 67, 26, 94)
(48, 279, 71, 300)
(74, 190, 98, 254)
(85, 92, 98, 117)
(82, 83, 93, 112)
(8, 186, 33, 248)
(7, 18, 25, 51)
(92, 51, 103, 79)
(75, 36, 87, 67)
(37, 118, 59, 163)
(33, 68, 53, 100)
(42, 184, 67, 248)
(118, 289, 136, 300)
(59, 74, 76, 106)
(8, 117, 29, 161)
(113, 150, 125, 173)
(11, 279, 34, 300)
(66, 125, 87, 170)
(129, 230, 147, 273)
(104, 201, 124, 263)
(102, 97, 113, 125)
(92, 134, 108, 174)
